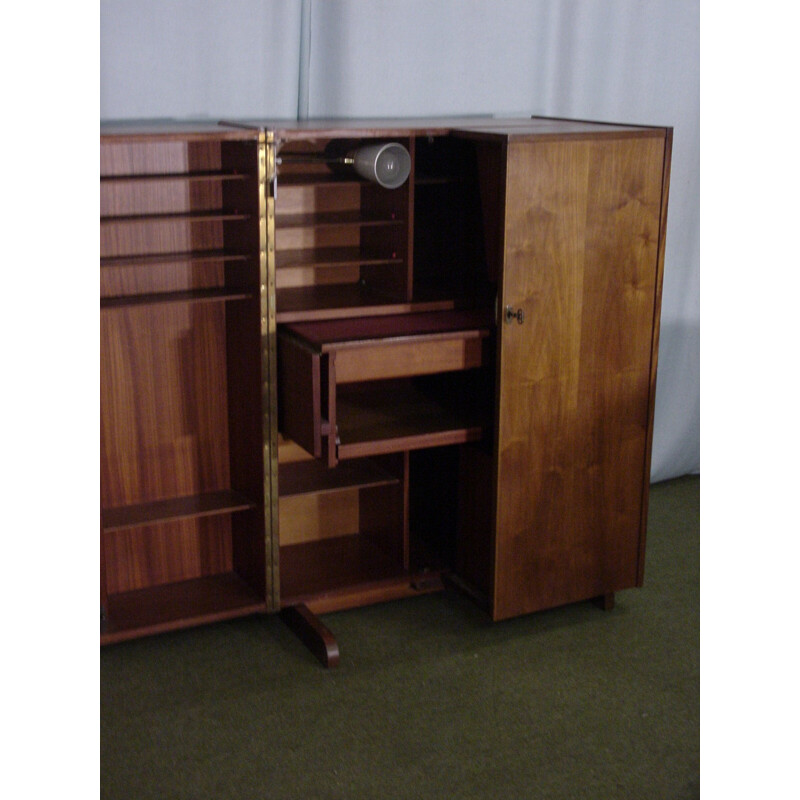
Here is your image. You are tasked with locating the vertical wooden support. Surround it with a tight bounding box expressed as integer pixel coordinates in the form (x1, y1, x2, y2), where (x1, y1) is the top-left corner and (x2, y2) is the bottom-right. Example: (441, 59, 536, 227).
(280, 604, 340, 668)
(593, 592, 616, 612)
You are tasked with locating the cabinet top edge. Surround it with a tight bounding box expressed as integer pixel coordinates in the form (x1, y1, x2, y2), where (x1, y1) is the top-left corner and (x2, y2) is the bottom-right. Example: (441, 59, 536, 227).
(100, 116, 670, 142)
(100, 119, 260, 141)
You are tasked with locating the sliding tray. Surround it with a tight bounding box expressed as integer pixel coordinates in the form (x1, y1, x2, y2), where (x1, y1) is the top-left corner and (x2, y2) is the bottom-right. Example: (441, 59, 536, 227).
(278, 308, 494, 467)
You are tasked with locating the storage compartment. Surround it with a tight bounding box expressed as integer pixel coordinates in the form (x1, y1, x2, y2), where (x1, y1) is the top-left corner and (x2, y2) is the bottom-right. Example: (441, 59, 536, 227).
(277, 309, 494, 466)
(100, 131, 269, 643)
(275, 137, 413, 320)
(413, 135, 497, 302)
(278, 455, 408, 608)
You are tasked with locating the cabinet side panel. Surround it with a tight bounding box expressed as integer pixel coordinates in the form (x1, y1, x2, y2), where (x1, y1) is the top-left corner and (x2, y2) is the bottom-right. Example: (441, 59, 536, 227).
(277, 335, 322, 459)
(637, 129, 673, 584)
(221, 140, 268, 596)
(492, 136, 665, 620)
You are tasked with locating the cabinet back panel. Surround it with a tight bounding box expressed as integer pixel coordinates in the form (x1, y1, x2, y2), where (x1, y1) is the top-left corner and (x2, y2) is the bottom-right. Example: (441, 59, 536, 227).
(279, 490, 360, 546)
(275, 226, 360, 252)
(100, 262, 226, 298)
(100, 303, 231, 508)
(101, 180, 225, 217)
(493, 135, 666, 619)
(276, 264, 361, 290)
(104, 516, 233, 594)
(277, 184, 361, 216)
(101, 218, 226, 258)
(101, 140, 223, 176)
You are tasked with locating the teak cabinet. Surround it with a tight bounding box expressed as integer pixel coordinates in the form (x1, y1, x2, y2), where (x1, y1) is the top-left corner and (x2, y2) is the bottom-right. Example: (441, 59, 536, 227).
(100, 117, 672, 664)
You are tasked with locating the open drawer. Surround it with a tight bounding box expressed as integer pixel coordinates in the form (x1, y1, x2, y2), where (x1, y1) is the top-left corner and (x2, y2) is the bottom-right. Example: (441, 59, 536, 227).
(278, 309, 494, 467)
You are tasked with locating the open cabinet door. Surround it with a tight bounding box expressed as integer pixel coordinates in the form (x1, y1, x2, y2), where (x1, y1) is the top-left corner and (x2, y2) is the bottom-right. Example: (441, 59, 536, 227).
(491, 131, 670, 620)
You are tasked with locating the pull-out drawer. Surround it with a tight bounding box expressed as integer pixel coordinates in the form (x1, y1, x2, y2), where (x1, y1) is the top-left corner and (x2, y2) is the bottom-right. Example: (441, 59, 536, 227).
(278, 309, 494, 467)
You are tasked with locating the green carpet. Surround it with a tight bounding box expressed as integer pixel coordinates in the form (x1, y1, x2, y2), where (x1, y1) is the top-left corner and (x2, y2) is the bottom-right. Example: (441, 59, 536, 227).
(101, 475, 699, 799)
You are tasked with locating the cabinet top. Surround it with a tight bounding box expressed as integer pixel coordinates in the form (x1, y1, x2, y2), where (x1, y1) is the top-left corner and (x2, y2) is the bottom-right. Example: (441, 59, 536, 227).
(100, 115, 669, 142)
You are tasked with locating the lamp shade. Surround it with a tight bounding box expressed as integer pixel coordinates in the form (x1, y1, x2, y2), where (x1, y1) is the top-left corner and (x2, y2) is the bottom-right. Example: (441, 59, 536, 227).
(350, 142, 411, 189)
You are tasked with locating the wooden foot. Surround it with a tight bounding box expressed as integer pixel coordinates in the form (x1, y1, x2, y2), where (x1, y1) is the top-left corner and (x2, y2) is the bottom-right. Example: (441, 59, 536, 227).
(593, 592, 615, 611)
(280, 603, 340, 668)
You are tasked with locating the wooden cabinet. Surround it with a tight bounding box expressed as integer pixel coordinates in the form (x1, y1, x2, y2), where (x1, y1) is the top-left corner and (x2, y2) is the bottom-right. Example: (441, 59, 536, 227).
(100, 117, 671, 659)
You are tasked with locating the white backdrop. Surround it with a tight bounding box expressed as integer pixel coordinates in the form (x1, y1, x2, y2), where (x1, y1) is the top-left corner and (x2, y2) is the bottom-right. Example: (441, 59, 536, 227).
(100, 0, 699, 482)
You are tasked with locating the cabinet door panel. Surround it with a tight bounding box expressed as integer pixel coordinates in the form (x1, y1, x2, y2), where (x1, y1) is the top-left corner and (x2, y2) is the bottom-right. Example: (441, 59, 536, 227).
(492, 136, 666, 620)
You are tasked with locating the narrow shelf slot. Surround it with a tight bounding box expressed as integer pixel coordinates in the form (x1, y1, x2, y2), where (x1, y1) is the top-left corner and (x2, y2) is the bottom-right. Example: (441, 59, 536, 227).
(102, 490, 258, 532)
(101, 573, 266, 644)
(279, 458, 399, 498)
(101, 288, 255, 309)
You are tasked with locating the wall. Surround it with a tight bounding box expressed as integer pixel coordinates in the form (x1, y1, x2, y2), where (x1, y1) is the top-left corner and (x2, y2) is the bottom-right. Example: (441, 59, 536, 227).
(100, 0, 700, 481)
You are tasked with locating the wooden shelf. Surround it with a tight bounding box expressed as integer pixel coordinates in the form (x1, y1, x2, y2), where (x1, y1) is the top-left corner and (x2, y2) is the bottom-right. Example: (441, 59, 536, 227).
(279, 533, 403, 603)
(100, 171, 249, 183)
(102, 490, 258, 532)
(101, 573, 266, 644)
(275, 246, 402, 271)
(278, 173, 366, 187)
(276, 285, 461, 322)
(101, 210, 251, 224)
(335, 380, 487, 460)
(100, 250, 250, 268)
(278, 458, 399, 498)
(100, 287, 255, 309)
(275, 211, 404, 229)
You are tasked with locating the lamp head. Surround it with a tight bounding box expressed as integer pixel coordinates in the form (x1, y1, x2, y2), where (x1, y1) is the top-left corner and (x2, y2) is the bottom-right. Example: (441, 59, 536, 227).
(350, 142, 411, 189)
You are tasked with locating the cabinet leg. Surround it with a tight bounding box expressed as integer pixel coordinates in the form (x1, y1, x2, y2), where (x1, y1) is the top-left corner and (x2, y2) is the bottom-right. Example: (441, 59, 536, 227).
(280, 604, 340, 668)
(593, 592, 615, 611)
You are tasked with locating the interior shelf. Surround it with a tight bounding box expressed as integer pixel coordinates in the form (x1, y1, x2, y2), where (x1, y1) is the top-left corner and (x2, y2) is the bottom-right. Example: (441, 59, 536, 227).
(335, 380, 488, 461)
(100, 250, 250, 268)
(277, 174, 367, 187)
(275, 246, 402, 271)
(275, 285, 459, 322)
(278, 458, 399, 498)
(101, 573, 267, 644)
(279, 533, 404, 604)
(101, 210, 251, 224)
(100, 287, 255, 309)
(275, 211, 404, 229)
(100, 171, 249, 183)
(102, 490, 258, 532)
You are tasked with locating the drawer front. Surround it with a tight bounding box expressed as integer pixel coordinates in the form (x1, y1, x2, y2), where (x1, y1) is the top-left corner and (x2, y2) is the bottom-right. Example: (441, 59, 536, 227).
(332, 333, 487, 383)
